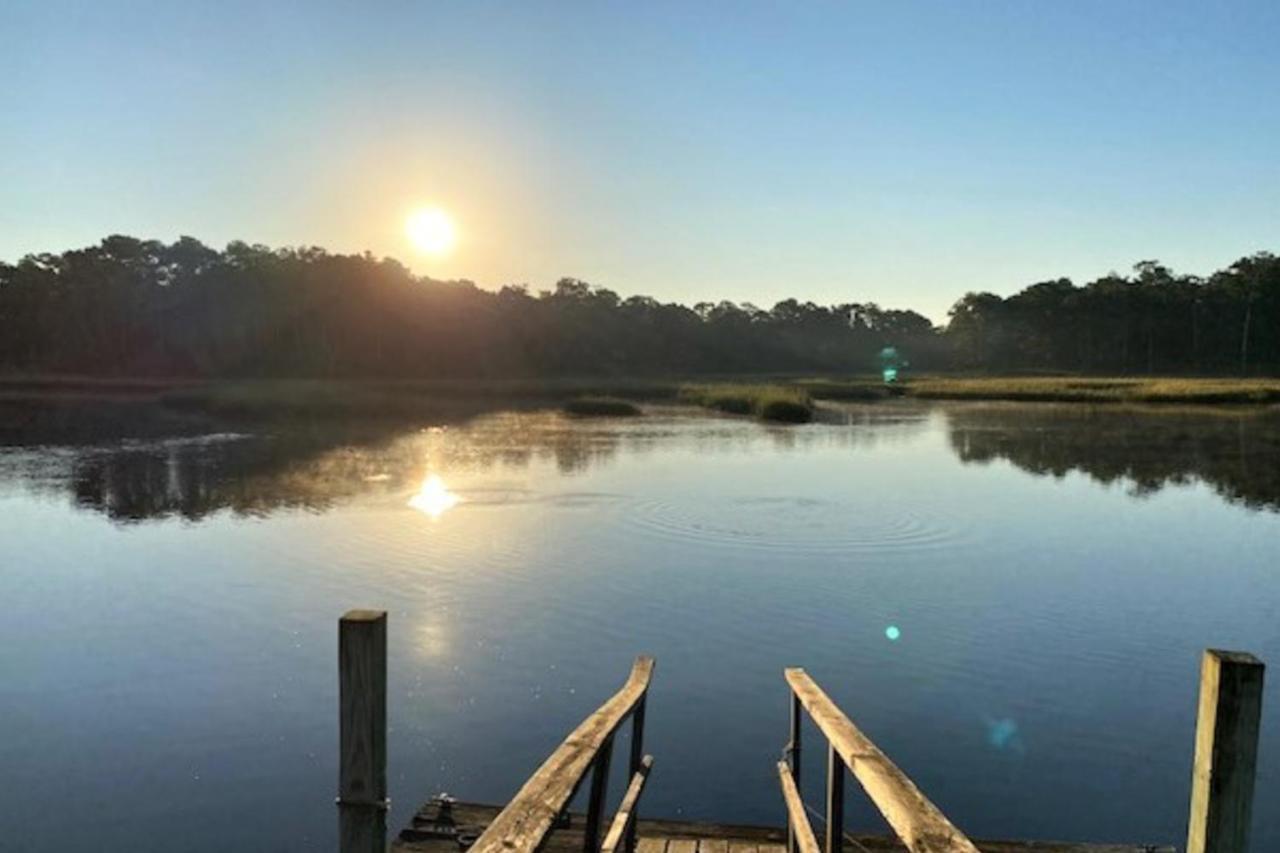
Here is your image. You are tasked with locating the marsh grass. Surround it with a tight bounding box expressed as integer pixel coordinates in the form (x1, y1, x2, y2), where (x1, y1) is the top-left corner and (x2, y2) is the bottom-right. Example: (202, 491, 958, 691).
(679, 383, 816, 423)
(162, 380, 451, 418)
(908, 376, 1280, 404)
(16, 373, 1280, 422)
(563, 397, 643, 417)
(159, 378, 682, 419)
(758, 397, 814, 423)
(792, 378, 892, 400)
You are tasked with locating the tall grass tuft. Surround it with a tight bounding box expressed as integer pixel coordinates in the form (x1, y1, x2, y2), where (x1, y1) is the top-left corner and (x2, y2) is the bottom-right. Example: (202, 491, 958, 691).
(563, 397, 643, 417)
(679, 383, 815, 423)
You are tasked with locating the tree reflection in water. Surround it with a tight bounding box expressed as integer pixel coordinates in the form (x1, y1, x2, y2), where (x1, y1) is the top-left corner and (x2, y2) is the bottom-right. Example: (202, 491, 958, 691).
(947, 402, 1280, 511)
(4, 401, 1280, 522)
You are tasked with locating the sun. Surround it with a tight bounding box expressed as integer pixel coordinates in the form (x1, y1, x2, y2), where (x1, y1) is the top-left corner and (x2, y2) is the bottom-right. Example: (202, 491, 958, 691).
(406, 207, 456, 255)
(407, 474, 459, 519)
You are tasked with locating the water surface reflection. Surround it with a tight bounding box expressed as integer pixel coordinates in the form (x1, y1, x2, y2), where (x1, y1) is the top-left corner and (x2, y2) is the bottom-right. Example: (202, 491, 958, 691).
(947, 403, 1280, 511)
(5, 402, 1280, 522)
(1, 399, 1278, 851)
(408, 474, 461, 518)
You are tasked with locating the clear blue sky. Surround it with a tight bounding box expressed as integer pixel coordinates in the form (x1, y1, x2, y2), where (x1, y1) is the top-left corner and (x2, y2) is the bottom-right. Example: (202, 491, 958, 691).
(4, 1, 1278, 321)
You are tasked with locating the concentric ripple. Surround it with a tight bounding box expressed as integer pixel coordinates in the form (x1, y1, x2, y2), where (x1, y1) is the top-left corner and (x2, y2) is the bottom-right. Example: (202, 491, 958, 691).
(622, 494, 971, 556)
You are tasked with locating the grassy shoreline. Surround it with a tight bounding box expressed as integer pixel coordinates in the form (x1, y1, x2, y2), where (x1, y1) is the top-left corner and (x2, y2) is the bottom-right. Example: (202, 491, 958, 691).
(4, 374, 1280, 421)
(907, 376, 1280, 404)
(678, 383, 816, 422)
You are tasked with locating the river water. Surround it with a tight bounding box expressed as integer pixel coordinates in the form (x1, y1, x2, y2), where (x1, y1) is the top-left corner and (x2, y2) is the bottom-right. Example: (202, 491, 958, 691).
(1, 400, 1276, 851)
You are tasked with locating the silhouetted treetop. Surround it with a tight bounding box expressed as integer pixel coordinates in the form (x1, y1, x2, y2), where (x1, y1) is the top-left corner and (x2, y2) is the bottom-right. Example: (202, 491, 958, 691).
(2, 236, 1279, 377)
(0, 236, 939, 378)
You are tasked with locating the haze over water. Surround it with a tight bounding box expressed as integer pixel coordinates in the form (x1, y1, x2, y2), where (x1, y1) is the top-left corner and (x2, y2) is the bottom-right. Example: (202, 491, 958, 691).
(1, 401, 1277, 851)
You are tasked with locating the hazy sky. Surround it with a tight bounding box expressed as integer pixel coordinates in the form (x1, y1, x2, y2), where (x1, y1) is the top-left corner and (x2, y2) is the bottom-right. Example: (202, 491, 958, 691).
(4, 1, 1278, 321)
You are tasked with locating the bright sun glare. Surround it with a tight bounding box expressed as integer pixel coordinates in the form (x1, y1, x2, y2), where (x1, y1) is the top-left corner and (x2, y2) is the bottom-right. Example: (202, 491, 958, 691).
(406, 207, 456, 256)
(408, 474, 460, 519)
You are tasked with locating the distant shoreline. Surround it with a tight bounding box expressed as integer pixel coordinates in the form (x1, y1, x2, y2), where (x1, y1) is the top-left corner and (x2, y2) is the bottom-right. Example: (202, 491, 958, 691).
(4, 374, 1280, 412)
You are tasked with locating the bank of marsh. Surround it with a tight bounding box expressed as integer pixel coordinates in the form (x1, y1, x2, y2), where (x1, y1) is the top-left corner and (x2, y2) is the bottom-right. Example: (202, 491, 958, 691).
(679, 383, 815, 423)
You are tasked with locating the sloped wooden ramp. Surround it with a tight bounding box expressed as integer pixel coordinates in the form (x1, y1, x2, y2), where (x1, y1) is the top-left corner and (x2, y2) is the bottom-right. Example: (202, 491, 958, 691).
(386, 656, 1173, 853)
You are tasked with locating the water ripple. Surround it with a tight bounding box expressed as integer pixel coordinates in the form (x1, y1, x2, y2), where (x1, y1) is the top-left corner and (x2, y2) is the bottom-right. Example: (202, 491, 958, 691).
(622, 494, 973, 556)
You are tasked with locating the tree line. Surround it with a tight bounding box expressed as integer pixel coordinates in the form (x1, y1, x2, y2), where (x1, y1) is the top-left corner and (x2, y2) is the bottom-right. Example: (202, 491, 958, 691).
(947, 256, 1280, 373)
(1, 235, 1277, 378)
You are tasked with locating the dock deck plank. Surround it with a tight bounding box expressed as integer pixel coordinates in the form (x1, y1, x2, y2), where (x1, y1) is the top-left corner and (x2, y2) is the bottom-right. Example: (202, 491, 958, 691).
(392, 801, 1173, 853)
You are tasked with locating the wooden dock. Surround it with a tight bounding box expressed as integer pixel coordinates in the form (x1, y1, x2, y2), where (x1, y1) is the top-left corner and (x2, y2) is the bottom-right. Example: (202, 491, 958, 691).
(335, 612, 1264, 853)
(390, 800, 1173, 853)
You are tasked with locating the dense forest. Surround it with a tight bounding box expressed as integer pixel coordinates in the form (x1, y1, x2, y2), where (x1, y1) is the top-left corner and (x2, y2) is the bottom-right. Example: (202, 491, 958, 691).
(947, 256, 1280, 374)
(1, 235, 1278, 377)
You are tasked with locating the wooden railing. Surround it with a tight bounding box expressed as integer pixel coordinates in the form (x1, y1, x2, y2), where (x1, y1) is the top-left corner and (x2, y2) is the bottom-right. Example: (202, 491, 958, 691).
(776, 758, 820, 853)
(781, 668, 979, 853)
(601, 754, 655, 853)
(469, 655, 656, 853)
(335, 614, 1263, 853)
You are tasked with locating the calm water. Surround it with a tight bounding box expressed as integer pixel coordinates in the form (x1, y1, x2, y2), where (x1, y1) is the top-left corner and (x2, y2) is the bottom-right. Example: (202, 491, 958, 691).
(1, 401, 1278, 851)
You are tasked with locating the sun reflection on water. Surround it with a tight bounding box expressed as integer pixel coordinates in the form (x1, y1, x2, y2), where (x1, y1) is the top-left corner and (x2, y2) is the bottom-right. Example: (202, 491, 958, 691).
(417, 621, 450, 658)
(408, 474, 460, 519)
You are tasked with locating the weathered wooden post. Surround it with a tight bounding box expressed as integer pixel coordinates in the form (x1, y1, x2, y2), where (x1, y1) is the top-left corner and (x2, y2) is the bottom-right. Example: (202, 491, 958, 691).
(625, 696, 647, 853)
(825, 742, 844, 853)
(583, 733, 615, 853)
(338, 610, 388, 853)
(1186, 649, 1265, 853)
(788, 692, 803, 853)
